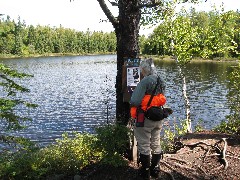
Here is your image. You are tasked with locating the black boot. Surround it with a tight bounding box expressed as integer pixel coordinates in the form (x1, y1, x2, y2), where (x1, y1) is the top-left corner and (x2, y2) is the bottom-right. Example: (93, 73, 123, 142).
(150, 154, 161, 178)
(138, 154, 150, 180)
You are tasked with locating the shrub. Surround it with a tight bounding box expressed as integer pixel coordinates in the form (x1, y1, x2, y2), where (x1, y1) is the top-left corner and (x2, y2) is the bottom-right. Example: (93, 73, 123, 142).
(94, 124, 131, 167)
(40, 132, 102, 176)
(0, 132, 102, 179)
(0, 125, 132, 179)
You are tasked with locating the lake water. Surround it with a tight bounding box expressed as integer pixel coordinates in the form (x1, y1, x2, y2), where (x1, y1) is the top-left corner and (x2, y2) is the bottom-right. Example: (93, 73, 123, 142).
(0, 55, 237, 146)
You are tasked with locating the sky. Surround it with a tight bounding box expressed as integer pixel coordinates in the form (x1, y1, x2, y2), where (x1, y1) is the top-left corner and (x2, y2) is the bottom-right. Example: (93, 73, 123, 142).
(0, 0, 239, 36)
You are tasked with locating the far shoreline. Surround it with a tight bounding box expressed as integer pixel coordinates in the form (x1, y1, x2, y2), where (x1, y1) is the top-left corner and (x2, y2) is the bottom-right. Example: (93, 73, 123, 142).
(0, 53, 239, 63)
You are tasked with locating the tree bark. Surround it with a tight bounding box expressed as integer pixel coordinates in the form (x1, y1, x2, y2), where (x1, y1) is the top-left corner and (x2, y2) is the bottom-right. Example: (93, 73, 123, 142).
(97, 0, 141, 125)
(115, 0, 141, 125)
(175, 57, 192, 133)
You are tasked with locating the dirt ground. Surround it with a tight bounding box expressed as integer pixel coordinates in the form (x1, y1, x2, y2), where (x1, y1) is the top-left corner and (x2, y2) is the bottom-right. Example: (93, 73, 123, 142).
(77, 130, 240, 180)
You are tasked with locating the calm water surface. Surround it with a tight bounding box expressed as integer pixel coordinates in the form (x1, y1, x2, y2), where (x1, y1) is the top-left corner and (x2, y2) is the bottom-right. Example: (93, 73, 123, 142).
(0, 55, 236, 146)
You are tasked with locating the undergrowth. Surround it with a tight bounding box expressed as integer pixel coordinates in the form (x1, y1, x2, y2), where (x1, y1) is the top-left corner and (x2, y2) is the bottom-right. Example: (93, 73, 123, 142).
(0, 124, 130, 180)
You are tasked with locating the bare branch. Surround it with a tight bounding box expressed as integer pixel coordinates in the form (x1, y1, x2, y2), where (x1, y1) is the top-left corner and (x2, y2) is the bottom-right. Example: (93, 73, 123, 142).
(108, 0, 118, 6)
(97, 0, 118, 28)
(137, 1, 164, 9)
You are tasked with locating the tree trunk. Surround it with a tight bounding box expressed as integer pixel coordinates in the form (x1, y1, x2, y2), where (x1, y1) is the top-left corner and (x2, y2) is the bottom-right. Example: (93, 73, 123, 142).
(115, 0, 141, 125)
(175, 57, 192, 133)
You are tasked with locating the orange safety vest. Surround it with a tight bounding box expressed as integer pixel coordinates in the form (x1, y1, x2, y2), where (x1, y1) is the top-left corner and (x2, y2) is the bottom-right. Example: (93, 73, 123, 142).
(130, 93, 166, 119)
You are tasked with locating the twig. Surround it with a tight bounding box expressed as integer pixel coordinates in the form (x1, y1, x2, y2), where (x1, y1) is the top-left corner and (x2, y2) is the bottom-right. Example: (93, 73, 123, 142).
(172, 162, 196, 171)
(214, 141, 222, 153)
(162, 160, 201, 178)
(160, 160, 175, 171)
(197, 166, 207, 176)
(226, 155, 240, 160)
(203, 148, 211, 162)
(206, 153, 221, 157)
(166, 157, 188, 164)
(210, 164, 224, 173)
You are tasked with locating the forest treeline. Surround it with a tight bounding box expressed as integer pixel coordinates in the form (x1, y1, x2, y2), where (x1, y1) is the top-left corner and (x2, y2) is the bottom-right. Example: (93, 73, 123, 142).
(0, 8, 240, 58)
(0, 16, 117, 56)
(142, 8, 240, 59)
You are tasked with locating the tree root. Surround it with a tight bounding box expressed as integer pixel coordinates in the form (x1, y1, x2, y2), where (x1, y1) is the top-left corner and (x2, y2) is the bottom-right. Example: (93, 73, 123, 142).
(160, 137, 231, 178)
(210, 164, 224, 173)
(226, 155, 240, 160)
(214, 138, 228, 170)
(197, 165, 207, 176)
(161, 160, 199, 179)
(160, 161, 177, 180)
(174, 137, 229, 170)
(161, 160, 176, 171)
(165, 156, 188, 164)
(171, 161, 196, 171)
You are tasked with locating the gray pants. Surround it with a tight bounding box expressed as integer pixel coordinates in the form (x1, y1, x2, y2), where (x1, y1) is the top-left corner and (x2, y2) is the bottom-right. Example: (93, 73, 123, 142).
(134, 118, 163, 155)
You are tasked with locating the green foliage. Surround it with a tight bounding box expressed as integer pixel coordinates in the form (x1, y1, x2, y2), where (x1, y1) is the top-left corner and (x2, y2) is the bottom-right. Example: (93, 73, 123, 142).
(198, 9, 238, 59)
(0, 125, 132, 179)
(161, 118, 205, 153)
(140, 0, 202, 27)
(214, 120, 240, 134)
(0, 63, 37, 155)
(214, 62, 240, 134)
(170, 10, 198, 64)
(175, 119, 189, 135)
(40, 132, 102, 175)
(143, 7, 199, 64)
(194, 119, 204, 132)
(0, 135, 37, 151)
(95, 124, 130, 167)
(0, 63, 32, 97)
(143, 8, 240, 60)
(0, 132, 102, 179)
(0, 16, 117, 57)
(161, 119, 190, 153)
(161, 125, 176, 153)
(0, 149, 43, 180)
(0, 64, 37, 131)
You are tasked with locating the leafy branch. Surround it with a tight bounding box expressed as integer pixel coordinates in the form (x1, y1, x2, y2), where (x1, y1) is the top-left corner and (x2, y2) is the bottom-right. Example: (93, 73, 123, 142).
(0, 63, 37, 144)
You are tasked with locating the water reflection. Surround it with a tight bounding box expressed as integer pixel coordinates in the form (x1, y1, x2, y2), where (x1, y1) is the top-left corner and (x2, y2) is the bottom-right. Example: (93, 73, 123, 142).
(155, 60, 234, 129)
(0, 55, 236, 146)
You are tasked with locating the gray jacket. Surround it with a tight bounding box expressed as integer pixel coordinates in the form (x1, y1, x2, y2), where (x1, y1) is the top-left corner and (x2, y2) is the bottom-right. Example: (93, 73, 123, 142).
(130, 75, 165, 107)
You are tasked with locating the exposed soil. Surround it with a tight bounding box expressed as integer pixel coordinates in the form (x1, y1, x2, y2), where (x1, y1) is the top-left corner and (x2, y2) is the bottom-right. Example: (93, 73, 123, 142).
(76, 130, 240, 180)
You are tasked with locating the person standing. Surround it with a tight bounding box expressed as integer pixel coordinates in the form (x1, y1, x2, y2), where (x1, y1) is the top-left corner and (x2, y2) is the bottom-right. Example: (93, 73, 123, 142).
(130, 58, 167, 179)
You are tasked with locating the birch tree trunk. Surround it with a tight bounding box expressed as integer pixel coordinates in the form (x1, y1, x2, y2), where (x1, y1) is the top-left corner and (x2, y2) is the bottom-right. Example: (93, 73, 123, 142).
(175, 57, 192, 133)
